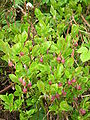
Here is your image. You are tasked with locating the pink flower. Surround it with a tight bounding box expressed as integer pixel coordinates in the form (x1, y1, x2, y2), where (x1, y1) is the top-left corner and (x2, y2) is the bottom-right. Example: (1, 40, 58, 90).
(61, 59, 65, 64)
(62, 90, 67, 96)
(76, 85, 82, 90)
(51, 95, 55, 102)
(23, 88, 27, 93)
(58, 82, 62, 87)
(56, 93, 60, 99)
(8, 61, 13, 67)
(74, 42, 78, 47)
(19, 78, 23, 83)
(40, 57, 43, 63)
(68, 80, 72, 85)
(22, 81, 26, 86)
(20, 52, 24, 56)
(14, 65, 16, 69)
(72, 78, 76, 83)
(56, 56, 61, 62)
(49, 81, 52, 85)
(28, 82, 32, 87)
(79, 108, 86, 115)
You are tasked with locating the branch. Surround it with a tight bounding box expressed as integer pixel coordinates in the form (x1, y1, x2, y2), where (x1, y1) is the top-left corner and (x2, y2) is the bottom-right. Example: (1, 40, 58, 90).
(79, 30, 90, 36)
(72, 15, 90, 37)
(81, 14, 90, 28)
(72, 15, 77, 24)
(43, 111, 49, 120)
(0, 83, 15, 94)
(16, 5, 26, 15)
(81, 94, 90, 98)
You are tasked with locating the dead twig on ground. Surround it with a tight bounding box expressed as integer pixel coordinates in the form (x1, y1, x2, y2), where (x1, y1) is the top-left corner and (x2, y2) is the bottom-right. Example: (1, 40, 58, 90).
(0, 83, 15, 94)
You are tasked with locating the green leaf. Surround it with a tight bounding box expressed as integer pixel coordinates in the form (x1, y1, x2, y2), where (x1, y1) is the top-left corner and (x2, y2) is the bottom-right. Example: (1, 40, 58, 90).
(9, 74, 19, 83)
(65, 34, 71, 48)
(80, 77, 88, 83)
(0, 39, 10, 54)
(16, 62, 23, 72)
(50, 43, 58, 53)
(42, 0, 49, 4)
(50, 5, 56, 18)
(51, 83, 58, 93)
(26, 109, 36, 116)
(26, 98, 37, 106)
(35, 8, 44, 20)
(0, 95, 7, 102)
(21, 31, 28, 43)
(83, 113, 90, 120)
(0, 94, 13, 108)
(50, 0, 56, 5)
(14, 91, 20, 96)
(71, 24, 79, 39)
(77, 47, 90, 62)
(77, 4, 82, 14)
(57, 36, 65, 52)
(42, 41, 51, 53)
(15, 85, 22, 92)
(65, 58, 74, 67)
(21, 55, 30, 64)
(60, 101, 73, 111)
(14, 98, 23, 110)
(15, 0, 24, 6)
(12, 42, 22, 54)
(1, 54, 10, 62)
(10, 55, 19, 62)
(58, 64, 64, 72)
(8, 94, 14, 103)
(55, 64, 64, 79)
(49, 104, 58, 112)
(77, 47, 88, 53)
(75, 67, 83, 75)
(37, 81, 45, 94)
(20, 112, 28, 120)
(32, 45, 40, 56)
(65, 69, 72, 79)
(80, 50, 90, 62)
(83, 36, 88, 43)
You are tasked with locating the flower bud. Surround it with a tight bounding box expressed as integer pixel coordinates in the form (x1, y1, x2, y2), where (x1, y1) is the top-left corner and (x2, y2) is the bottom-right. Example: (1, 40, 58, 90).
(56, 56, 61, 62)
(68, 80, 72, 85)
(28, 82, 32, 87)
(49, 81, 52, 85)
(51, 95, 55, 102)
(79, 108, 86, 115)
(61, 59, 65, 64)
(56, 93, 60, 99)
(22, 81, 26, 86)
(76, 85, 82, 90)
(8, 61, 13, 67)
(23, 88, 27, 93)
(72, 78, 76, 83)
(58, 82, 62, 87)
(20, 52, 24, 56)
(19, 78, 23, 83)
(40, 57, 43, 63)
(62, 90, 67, 96)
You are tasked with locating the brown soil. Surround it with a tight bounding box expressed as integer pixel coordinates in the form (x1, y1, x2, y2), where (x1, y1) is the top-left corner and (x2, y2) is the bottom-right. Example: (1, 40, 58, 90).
(0, 110, 19, 120)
